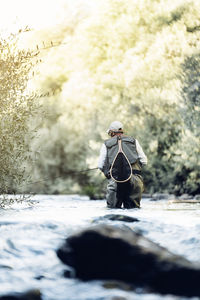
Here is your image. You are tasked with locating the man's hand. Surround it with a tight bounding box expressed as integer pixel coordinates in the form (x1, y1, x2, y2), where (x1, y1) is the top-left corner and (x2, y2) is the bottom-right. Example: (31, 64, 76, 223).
(139, 161, 143, 168)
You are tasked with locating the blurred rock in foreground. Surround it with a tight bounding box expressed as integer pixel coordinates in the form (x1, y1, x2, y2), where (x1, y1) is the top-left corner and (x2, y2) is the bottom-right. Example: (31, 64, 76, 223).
(57, 224, 200, 297)
(0, 289, 41, 300)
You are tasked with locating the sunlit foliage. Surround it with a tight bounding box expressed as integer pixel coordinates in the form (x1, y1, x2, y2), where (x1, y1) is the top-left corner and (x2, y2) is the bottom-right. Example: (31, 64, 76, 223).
(12, 0, 200, 196)
(0, 34, 38, 200)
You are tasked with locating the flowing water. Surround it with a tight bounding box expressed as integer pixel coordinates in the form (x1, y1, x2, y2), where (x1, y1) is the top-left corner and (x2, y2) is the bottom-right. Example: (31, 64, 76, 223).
(0, 195, 200, 300)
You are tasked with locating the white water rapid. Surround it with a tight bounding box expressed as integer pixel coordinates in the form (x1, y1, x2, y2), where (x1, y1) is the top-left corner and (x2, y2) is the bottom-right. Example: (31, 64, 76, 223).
(0, 195, 200, 300)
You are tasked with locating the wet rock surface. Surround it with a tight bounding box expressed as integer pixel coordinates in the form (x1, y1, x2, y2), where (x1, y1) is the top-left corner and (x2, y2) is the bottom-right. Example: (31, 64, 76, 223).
(0, 289, 42, 300)
(93, 214, 139, 223)
(151, 193, 174, 200)
(150, 193, 199, 203)
(57, 224, 200, 297)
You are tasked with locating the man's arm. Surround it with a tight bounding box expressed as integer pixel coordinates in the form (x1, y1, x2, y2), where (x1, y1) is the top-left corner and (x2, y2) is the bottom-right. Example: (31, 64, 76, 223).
(98, 143, 107, 170)
(98, 144, 111, 178)
(135, 139, 147, 165)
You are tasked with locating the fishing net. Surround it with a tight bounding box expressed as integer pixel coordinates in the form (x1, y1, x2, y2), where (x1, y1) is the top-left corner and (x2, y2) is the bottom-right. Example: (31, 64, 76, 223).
(110, 151, 132, 183)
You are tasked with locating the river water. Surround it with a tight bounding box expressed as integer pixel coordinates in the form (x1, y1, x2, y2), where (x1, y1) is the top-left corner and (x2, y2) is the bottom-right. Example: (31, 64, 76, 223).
(0, 195, 200, 300)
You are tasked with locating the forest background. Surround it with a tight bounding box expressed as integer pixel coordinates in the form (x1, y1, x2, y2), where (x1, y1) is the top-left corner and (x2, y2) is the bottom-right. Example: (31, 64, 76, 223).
(0, 0, 199, 200)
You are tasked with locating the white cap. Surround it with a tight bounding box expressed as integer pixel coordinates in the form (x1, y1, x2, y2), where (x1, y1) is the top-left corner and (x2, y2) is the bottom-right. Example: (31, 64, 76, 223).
(107, 121, 123, 133)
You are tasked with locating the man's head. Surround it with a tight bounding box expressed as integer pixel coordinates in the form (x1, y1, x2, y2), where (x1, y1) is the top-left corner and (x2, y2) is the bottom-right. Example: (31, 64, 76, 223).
(107, 121, 123, 137)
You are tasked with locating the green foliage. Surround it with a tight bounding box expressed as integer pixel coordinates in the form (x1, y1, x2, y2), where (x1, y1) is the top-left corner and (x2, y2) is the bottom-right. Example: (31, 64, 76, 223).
(181, 53, 200, 131)
(170, 52, 200, 195)
(0, 34, 38, 202)
(82, 184, 105, 200)
(16, 0, 200, 196)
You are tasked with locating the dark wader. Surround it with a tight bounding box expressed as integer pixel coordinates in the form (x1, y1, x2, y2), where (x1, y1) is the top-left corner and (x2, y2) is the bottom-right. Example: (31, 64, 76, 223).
(106, 161, 144, 209)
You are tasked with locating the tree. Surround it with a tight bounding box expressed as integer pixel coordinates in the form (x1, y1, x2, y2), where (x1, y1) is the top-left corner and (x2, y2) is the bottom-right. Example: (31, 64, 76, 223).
(0, 33, 38, 206)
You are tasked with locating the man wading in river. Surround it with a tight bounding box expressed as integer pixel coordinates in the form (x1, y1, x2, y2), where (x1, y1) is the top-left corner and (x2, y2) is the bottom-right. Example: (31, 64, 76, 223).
(98, 121, 147, 208)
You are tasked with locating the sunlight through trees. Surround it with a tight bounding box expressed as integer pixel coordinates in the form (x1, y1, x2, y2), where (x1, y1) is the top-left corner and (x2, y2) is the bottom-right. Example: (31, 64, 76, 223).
(1, 0, 200, 197)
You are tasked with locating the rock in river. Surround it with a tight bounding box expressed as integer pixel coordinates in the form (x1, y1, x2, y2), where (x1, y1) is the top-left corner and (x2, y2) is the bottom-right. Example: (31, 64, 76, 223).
(0, 289, 41, 300)
(57, 224, 200, 297)
(93, 214, 139, 223)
